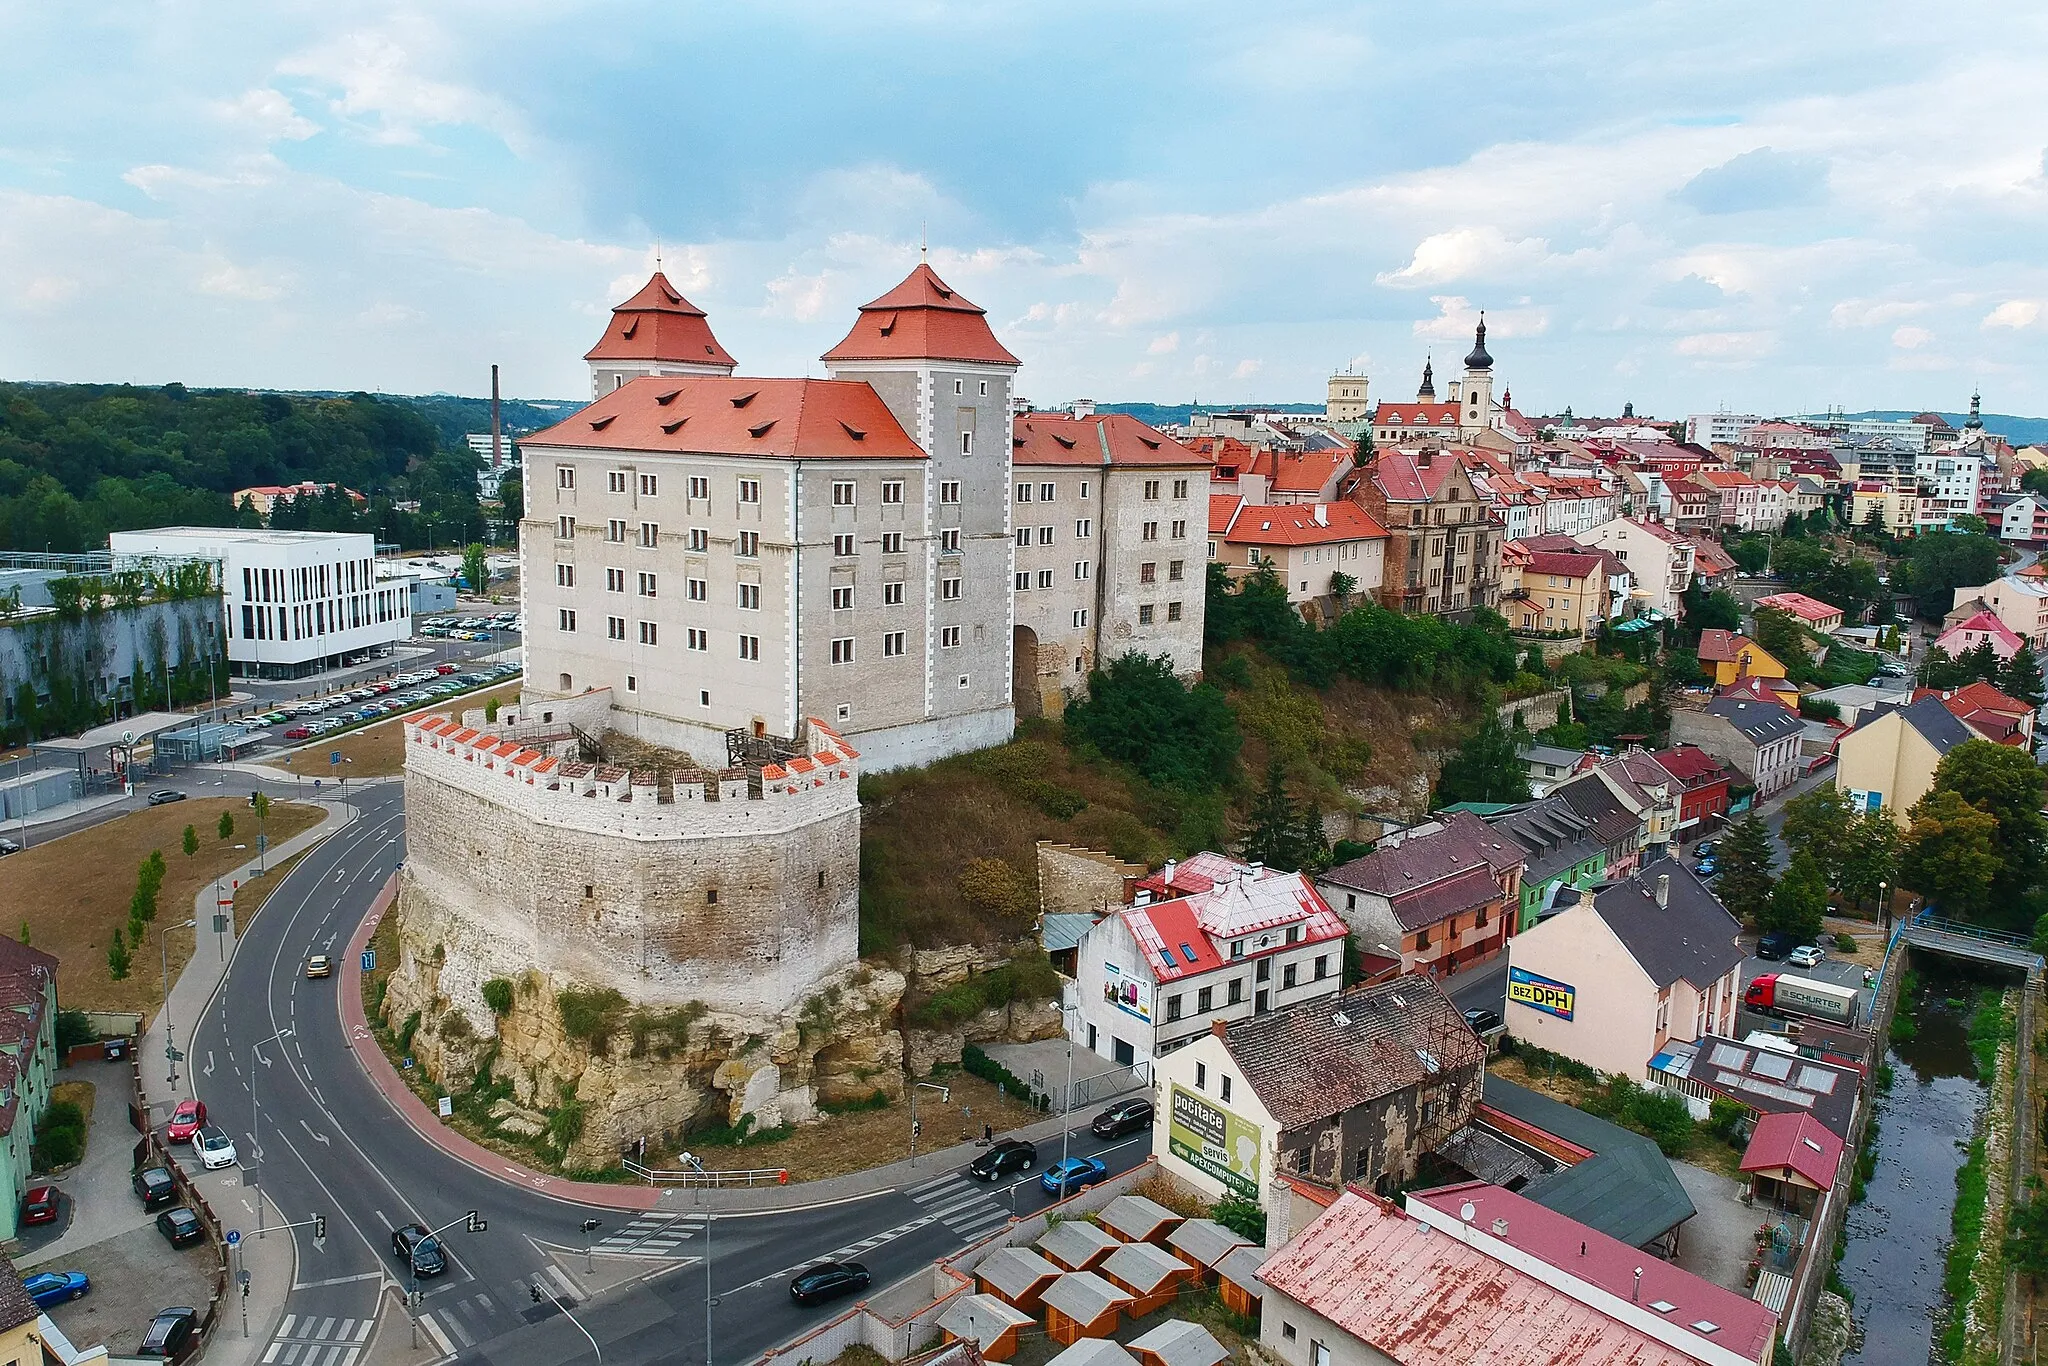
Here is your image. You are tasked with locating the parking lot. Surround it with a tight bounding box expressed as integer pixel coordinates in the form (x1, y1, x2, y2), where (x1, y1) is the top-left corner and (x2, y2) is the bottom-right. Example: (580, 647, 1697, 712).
(39, 1223, 218, 1358)
(241, 660, 521, 743)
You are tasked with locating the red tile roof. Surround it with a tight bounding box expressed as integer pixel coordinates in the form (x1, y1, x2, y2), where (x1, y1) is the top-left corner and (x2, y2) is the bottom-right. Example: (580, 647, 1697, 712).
(524, 376, 924, 460)
(1373, 401, 1464, 427)
(1521, 550, 1602, 580)
(584, 271, 736, 369)
(821, 263, 1019, 366)
(1012, 413, 1210, 469)
(1651, 745, 1732, 788)
(1754, 592, 1841, 623)
(1740, 1111, 1843, 1190)
(1692, 468, 1755, 489)
(1266, 447, 1349, 495)
(1367, 452, 1459, 503)
(1209, 494, 1244, 536)
(1224, 503, 1389, 549)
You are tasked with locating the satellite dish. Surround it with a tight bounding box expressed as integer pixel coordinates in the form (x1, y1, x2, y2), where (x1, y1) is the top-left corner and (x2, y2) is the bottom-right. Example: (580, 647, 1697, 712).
(1460, 1202, 1476, 1223)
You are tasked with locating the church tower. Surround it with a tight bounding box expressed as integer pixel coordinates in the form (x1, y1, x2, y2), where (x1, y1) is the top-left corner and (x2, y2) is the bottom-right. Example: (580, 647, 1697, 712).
(1416, 356, 1436, 403)
(1460, 316, 1495, 435)
(1966, 388, 1984, 431)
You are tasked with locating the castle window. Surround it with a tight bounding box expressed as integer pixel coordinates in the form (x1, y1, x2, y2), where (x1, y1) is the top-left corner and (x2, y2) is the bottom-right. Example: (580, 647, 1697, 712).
(819, 870, 827, 889)
(706, 889, 719, 905)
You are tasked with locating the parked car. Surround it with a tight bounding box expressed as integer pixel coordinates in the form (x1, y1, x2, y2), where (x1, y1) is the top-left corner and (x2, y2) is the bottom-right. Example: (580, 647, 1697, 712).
(20, 1185, 60, 1225)
(0, 838, 19, 857)
(1757, 931, 1798, 961)
(23, 1271, 90, 1307)
(1040, 1155, 1108, 1196)
(1695, 858, 1718, 877)
(1692, 840, 1717, 859)
(166, 1098, 207, 1142)
(1787, 944, 1827, 969)
(285, 727, 311, 740)
(306, 954, 332, 979)
(156, 1207, 205, 1249)
(147, 790, 186, 806)
(137, 1307, 199, 1360)
(1464, 1007, 1503, 1035)
(788, 1262, 871, 1306)
(1090, 1098, 1155, 1139)
(133, 1166, 177, 1209)
(196, 1127, 237, 1170)
(967, 1139, 1037, 1182)
(392, 1223, 445, 1276)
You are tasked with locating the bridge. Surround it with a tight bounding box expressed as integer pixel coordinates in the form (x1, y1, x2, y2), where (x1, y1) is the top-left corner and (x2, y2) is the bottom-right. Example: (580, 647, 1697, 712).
(1898, 914, 2044, 985)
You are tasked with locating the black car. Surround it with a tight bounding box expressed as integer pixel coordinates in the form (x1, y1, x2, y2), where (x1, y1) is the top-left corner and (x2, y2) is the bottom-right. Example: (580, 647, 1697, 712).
(1693, 840, 1717, 859)
(133, 1166, 177, 1210)
(1463, 1008, 1503, 1035)
(146, 789, 187, 806)
(137, 1307, 199, 1361)
(789, 1261, 871, 1306)
(156, 1208, 205, 1249)
(1757, 931, 1797, 961)
(1090, 1098, 1154, 1139)
(967, 1139, 1037, 1182)
(392, 1223, 445, 1275)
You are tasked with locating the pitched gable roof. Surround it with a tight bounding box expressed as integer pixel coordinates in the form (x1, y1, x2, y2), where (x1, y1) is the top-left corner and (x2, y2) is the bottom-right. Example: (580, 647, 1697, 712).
(822, 264, 1019, 366)
(1590, 862, 1743, 991)
(1855, 694, 1977, 755)
(1705, 697, 1804, 742)
(1224, 503, 1389, 548)
(584, 271, 736, 369)
(523, 376, 923, 461)
(1013, 413, 1210, 470)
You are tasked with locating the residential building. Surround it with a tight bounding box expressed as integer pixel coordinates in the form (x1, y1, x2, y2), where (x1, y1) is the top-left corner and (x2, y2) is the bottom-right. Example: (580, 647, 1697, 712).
(1515, 742, 1589, 797)
(1997, 493, 2048, 544)
(1950, 569, 2048, 651)
(1501, 545, 1606, 638)
(1011, 411, 1210, 718)
(1692, 468, 1760, 531)
(1739, 1111, 1844, 1218)
(1214, 503, 1388, 611)
(1665, 477, 1720, 530)
(1834, 695, 1977, 821)
(1802, 415, 1933, 451)
(1649, 1033, 1860, 1140)
(1505, 864, 1744, 1082)
(1317, 811, 1523, 976)
(582, 270, 738, 397)
(1255, 1187, 1774, 1366)
(1915, 449, 1991, 531)
(1482, 798, 1606, 930)
(1150, 975, 1484, 1205)
(0, 937, 60, 1241)
(230, 481, 366, 522)
(1912, 680, 2036, 749)
(109, 527, 408, 680)
(1754, 592, 1844, 634)
(1560, 749, 1680, 867)
(1695, 630, 1795, 703)
(0, 1259, 45, 1366)
(1068, 852, 1347, 1069)
(1685, 413, 1768, 447)
(1346, 450, 1500, 616)
(520, 263, 1020, 771)
(1804, 681, 1913, 728)
(1932, 609, 2024, 663)
(1581, 518, 1694, 618)
(1668, 697, 1805, 797)
(1252, 447, 1353, 505)
(1325, 369, 1370, 424)
(1650, 745, 1734, 832)
(1683, 534, 1737, 589)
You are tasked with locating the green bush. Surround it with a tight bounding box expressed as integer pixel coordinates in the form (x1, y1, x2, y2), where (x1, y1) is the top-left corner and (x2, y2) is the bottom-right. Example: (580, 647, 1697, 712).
(556, 986, 631, 1052)
(1213, 1192, 1267, 1244)
(819, 1090, 892, 1116)
(1708, 1097, 1748, 1143)
(55, 1009, 95, 1053)
(481, 979, 514, 1016)
(910, 952, 1063, 1029)
(32, 1097, 88, 1170)
(961, 1043, 1036, 1103)
(1834, 933, 1858, 954)
(397, 1011, 421, 1055)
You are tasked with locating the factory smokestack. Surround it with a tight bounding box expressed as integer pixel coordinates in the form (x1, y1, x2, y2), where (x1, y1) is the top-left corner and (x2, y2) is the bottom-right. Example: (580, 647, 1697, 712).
(490, 364, 504, 470)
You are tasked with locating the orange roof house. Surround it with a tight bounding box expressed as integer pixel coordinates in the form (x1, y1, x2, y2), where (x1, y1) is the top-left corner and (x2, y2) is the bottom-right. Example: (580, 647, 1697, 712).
(938, 1293, 1035, 1361)
(1755, 592, 1844, 632)
(524, 377, 924, 462)
(1039, 1271, 1132, 1346)
(975, 1247, 1062, 1313)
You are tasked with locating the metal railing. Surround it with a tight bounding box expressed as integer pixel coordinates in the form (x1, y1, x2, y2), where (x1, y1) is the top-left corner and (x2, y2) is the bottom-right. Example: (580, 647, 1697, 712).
(619, 1158, 788, 1187)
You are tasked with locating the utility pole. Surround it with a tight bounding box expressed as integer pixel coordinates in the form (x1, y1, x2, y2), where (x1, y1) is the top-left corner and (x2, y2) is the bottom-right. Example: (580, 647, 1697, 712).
(530, 1277, 601, 1366)
(160, 918, 196, 1095)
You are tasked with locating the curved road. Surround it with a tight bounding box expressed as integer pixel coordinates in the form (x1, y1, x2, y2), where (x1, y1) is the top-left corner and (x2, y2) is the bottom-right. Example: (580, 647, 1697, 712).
(190, 783, 1146, 1366)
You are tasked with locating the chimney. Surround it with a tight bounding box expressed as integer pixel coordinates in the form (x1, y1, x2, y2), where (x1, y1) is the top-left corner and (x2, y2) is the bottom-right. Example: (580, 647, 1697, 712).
(490, 363, 504, 470)
(1490, 1218, 1509, 1237)
(1211, 1018, 1229, 1040)
(1313, 503, 1328, 527)
(1071, 398, 1096, 418)
(1577, 885, 1597, 912)
(1162, 859, 1178, 889)
(1134, 888, 1152, 907)
(1633, 1267, 1643, 1302)
(1249, 861, 1264, 879)
(1418, 450, 1433, 468)
(1656, 874, 1670, 908)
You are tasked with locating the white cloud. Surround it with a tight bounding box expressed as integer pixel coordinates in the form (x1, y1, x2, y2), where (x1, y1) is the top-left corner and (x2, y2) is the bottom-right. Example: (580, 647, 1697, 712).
(1231, 359, 1263, 379)
(1891, 325, 1934, 349)
(277, 19, 523, 150)
(1413, 296, 1549, 342)
(1984, 300, 2043, 329)
(1376, 227, 1550, 287)
(1147, 332, 1180, 355)
(212, 88, 318, 142)
(1831, 298, 1928, 328)
(1675, 331, 1778, 364)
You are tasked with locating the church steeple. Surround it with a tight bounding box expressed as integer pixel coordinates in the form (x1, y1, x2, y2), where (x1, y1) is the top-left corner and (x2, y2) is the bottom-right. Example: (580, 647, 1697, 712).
(1464, 314, 1493, 371)
(1417, 356, 1436, 402)
(1966, 388, 1984, 431)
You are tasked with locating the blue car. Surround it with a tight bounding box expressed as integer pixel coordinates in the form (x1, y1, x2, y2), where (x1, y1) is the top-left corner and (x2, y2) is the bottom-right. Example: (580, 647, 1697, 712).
(1040, 1156, 1108, 1196)
(24, 1271, 89, 1307)
(1695, 858, 1718, 877)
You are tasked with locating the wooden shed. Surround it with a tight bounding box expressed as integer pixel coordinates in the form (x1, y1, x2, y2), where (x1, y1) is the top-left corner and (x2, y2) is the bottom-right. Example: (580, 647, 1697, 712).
(1040, 1271, 1132, 1345)
(1098, 1195, 1182, 1246)
(1165, 1218, 1250, 1279)
(1099, 1241, 1192, 1317)
(1129, 1319, 1229, 1366)
(937, 1292, 1035, 1362)
(975, 1246, 1062, 1313)
(1046, 1341, 1139, 1366)
(1038, 1219, 1122, 1272)
(1214, 1243, 1267, 1318)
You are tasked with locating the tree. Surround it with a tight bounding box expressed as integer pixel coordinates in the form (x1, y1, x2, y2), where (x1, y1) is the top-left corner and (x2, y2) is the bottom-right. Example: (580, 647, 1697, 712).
(253, 790, 269, 827)
(1760, 853, 1829, 944)
(497, 471, 523, 529)
(1932, 740, 2048, 909)
(129, 852, 163, 926)
(2002, 647, 2046, 707)
(1862, 501, 1888, 536)
(1353, 429, 1374, 467)
(234, 494, 264, 528)
(1898, 789, 2002, 920)
(1729, 537, 1771, 575)
(181, 824, 198, 857)
(1918, 645, 1965, 689)
(218, 810, 235, 841)
(1960, 640, 2003, 684)
(1434, 716, 1532, 807)
(1771, 538, 1833, 589)
(462, 542, 489, 594)
(1685, 587, 1742, 634)
(1328, 570, 1356, 603)
(1714, 813, 1778, 926)
(107, 926, 130, 981)
(1065, 652, 1242, 792)
(2023, 468, 2048, 498)
(1907, 529, 2002, 618)
(1750, 607, 1812, 679)
(1781, 786, 1854, 885)
(1237, 760, 1328, 873)
(1834, 811, 1901, 915)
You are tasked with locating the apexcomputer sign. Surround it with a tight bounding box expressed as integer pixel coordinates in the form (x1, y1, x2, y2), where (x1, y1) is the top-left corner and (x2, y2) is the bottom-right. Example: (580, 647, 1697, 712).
(1507, 966, 1576, 1021)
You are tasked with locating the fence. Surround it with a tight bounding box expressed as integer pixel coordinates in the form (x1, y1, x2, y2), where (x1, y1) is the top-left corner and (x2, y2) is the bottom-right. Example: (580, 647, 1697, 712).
(618, 1159, 788, 1187)
(1062, 1062, 1150, 1112)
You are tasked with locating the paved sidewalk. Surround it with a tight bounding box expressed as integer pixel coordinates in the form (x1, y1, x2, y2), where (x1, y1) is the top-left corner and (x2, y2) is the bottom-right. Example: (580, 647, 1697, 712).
(18, 1059, 154, 1266)
(341, 873, 1149, 1216)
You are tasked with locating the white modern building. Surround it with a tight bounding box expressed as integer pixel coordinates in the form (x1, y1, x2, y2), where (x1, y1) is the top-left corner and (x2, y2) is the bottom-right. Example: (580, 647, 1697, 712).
(1683, 413, 1766, 447)
(111, 528, 410, 679)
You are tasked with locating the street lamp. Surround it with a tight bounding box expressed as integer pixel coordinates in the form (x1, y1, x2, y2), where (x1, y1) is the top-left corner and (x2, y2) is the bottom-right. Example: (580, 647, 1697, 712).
(160, 918, 198, 1095)
(909, 1081, 949, 1166)
(248, 1027, 292, 1237)
(408, 1211, 487, 1349)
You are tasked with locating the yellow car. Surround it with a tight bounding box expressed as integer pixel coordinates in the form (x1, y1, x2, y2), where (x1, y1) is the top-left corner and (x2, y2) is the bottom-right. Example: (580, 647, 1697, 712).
(305, 954, 332, 979)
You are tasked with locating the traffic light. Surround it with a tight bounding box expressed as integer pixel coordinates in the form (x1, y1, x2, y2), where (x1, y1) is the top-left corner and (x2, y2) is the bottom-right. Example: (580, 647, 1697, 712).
(531, 1283, 543, 1304)
(912, 1120, 922, 1138)
(581, 1218, 601, 1235)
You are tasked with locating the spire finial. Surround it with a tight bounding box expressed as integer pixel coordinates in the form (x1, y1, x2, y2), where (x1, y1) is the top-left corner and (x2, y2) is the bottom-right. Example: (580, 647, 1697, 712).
(920, 222, 928, 262)
(655, 241, 662, 272)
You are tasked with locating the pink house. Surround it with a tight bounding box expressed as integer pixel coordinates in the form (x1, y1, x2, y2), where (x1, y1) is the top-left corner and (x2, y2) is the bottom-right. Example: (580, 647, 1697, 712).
(1935, 610, 2025, 662)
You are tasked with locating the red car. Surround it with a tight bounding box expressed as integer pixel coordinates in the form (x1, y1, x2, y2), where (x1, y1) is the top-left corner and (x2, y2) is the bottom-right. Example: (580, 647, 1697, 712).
(284, 726, 311, 740)
(20, 1185, 58, 1226)
(166, 1099, 206, 1143)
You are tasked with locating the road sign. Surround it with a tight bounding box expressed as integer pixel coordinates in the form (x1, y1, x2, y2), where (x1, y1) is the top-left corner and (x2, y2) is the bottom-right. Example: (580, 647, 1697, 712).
(330, 751, 341, 765)
(226, 1230, 241, 1247)
(166, 1046, 184, 1062)
(257, 834, 267, 851)
(213, 914, 229, 933)
(438, 1096, 452, 1118)
(362, 949, 376, 972)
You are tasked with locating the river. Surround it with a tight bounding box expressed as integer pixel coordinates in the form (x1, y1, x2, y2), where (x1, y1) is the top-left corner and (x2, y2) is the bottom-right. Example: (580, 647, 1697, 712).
(1838, 976, 1989, 1364)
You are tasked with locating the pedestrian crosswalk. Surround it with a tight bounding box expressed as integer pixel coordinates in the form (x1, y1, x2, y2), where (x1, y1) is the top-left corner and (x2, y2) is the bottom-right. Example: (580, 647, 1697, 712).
(905, 1171, 1019, 1245)
(417, 1288, 509, 1355)
(591, 1212, 703, 1257)
(262, 1313, 373, 1366)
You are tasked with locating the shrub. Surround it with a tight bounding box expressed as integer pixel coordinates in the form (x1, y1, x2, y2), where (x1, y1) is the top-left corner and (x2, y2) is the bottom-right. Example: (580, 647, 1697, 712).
(910, 952, 1062, 1029)
(819, 1090, 891, 1116)
(961, 1043, 1036, 1103)
(32, 1101, 85, 1170)
(481, 978, 514, 1016)
(1835, 932, 1858, 954)
(556, 986, 631, 1052)
(956, 859, 1035, 920)
(437, 1010, 474, 1042)
(1707, 1097, 1748, 1143)
(547, 1086, 586, 1152)
(1213, 1192, 1266, 1244)
(55, 1009, 94, 1053)
(397, 1011, 422, 1054)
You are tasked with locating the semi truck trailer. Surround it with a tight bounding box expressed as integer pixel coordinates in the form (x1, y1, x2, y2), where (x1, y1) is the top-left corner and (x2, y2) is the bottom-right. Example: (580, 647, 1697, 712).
(1743, 972, 1859, 1026)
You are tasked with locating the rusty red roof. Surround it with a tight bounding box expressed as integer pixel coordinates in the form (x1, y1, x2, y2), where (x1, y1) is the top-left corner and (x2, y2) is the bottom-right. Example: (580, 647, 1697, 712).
(1012, 412, 1210, 469)
(1224, 503, 1388, 549)
(524, 376, 923, 461)
(822, 263, 1019, 366)
(585, 271, 736, 369)
(1740, 1111, 1843, 1190)
(1374, 401, 1464, 427)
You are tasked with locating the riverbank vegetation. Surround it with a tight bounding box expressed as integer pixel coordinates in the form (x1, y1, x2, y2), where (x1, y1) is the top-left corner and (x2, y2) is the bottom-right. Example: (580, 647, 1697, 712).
(1939, 989, 2015, 1366)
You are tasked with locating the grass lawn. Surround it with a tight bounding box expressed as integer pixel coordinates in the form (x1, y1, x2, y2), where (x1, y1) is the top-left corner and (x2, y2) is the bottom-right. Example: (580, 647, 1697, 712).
(272, 680, 524, 779)
(2, 797, 324, 1017)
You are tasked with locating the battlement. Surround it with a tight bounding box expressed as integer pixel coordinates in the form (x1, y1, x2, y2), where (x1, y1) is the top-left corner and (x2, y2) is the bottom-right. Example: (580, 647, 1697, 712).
(406, 714, 860, 838)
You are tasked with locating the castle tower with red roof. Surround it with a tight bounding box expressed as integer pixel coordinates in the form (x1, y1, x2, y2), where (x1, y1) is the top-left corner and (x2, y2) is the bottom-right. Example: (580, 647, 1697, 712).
(584, 271, 737, 398)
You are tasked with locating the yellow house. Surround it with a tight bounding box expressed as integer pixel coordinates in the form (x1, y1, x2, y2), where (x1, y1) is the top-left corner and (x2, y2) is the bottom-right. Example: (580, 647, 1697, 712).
(1834, 696, 1977, 825)
(1503, 547, 1608, 639)
(0, 1255, 46, 1366)
(1696, 629, 1797, 703)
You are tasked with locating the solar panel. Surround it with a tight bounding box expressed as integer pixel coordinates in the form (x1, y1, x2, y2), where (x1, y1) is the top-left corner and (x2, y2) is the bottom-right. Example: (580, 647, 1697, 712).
(1708, 1043, 1748, 1068)
(1751, 1052, 1794, 1080)
(1797, 1066, 1839, 1094)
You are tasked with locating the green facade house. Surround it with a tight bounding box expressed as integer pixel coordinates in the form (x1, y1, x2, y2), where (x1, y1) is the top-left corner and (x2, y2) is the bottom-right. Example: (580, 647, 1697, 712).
(0, 937, 61, 1241)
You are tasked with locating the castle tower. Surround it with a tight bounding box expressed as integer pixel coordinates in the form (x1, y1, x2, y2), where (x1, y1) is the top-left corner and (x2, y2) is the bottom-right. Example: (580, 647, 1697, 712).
(1416, 356, 1436, 402)
(1326, 368, 1371, 423)
(584, 271, 737, 398)
(822, 262, 1022, 764)
(1460, 315, 1495, 434)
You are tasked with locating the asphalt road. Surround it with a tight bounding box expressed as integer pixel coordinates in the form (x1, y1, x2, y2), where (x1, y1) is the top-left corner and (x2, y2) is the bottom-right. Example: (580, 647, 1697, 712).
(187, 782, 1149, 1366)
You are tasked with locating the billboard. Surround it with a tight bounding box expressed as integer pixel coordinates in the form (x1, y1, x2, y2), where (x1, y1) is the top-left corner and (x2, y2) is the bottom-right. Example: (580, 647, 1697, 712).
(1507, 965, 1577, 1021)
(1102, 961, 1153, 1024)
(1168, 1083, 1260, 1198)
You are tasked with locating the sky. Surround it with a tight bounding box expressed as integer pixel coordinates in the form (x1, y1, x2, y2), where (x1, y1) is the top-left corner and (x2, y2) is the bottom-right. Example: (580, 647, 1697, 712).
(2, 2, 2046, 418)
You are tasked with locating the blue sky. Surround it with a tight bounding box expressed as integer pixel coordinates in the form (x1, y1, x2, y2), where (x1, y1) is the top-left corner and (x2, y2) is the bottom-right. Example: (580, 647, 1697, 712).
(2, 2, 2045, 418)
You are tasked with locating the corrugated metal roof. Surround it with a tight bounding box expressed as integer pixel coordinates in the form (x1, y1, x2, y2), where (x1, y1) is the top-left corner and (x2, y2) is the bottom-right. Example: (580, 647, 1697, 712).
(1126, 1320, 1228, 1366)
(1040, 913, 1101, 954)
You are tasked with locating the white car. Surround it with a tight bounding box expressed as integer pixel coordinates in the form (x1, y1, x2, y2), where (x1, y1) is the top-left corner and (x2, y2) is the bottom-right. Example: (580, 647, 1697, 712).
(1786, 945, 1827, 969)
(196, 1126, 237, 1170)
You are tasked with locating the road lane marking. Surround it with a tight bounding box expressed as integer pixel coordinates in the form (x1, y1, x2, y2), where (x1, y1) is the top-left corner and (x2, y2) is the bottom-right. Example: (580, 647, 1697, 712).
(416, 1314, 455, 1356)
(436, 1310, 473, 1348)
(291, 1271, 383, 1290)
(545, 1264, 579, 1301)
